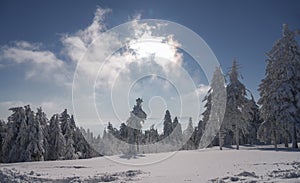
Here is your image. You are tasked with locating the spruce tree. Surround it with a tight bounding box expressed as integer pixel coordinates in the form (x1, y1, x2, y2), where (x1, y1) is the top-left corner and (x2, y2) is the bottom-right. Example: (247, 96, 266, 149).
(258, 24, 300, 149)
(25, 110, 45, 161)
(163, 110, 173, 139)
(64, 118, 76, 159)
(224, 60, 251, 150)
(0, 120, 7, 162)
(119, 123, 128, 141)
(12, 106, 28, 162)
(49, 114, 66, 160)
(126, 98, 147, 154)
(60, 109, 71, 135)
(36, 107, 49, 160)
(198, 67, 226, 149)
(183, 117, 195, 150)
(172, 117, 183, 144)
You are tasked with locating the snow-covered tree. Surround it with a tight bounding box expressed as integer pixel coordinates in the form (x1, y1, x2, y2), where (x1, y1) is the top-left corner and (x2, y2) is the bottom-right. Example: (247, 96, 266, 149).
(163, 110, 173, 139)
(25, 109, 45, 161)
(258, 24, 300, 149)
(99, 122, 122, 155)
(199, 66, 226, 150)
(126, 98, 147, 154)
(223, 60, 252, 150)
(0, 120, 7, 162)
(35, 107, 49, 160)
(119, 123, 128, 141)
(9, 106, 28, 162)
(183, 117, 195, 150)
(244, 96, 262, 145)
(73, 126, 99, 158)
(144, 124, 159, 144)
(49, 114, 66, 160)
(1, 120, 14, 163)
(172, 117, 183, 144)
(60, 109, 72, 135)
(64, 118, 76, 159)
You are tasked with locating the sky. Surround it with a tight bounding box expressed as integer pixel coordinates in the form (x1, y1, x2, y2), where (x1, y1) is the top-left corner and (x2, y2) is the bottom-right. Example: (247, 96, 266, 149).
(0, 0, 299, 134)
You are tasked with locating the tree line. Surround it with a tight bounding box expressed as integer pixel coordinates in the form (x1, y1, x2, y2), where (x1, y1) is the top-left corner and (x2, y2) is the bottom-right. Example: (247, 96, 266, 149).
(0, 106, 99, 163)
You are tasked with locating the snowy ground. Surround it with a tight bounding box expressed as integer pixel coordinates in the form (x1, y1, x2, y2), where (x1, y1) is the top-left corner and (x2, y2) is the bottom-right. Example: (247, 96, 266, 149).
(0, 145, 300, 183)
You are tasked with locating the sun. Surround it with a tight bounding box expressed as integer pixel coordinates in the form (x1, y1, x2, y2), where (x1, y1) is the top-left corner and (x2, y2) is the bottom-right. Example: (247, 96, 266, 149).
(129, 38, 180, 63)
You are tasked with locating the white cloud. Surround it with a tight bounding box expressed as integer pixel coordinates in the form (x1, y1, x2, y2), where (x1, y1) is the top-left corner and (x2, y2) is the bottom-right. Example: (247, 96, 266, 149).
(0, 41, 70, 85)
(0, 100, 70, 120)
(61, 7, 112, 63)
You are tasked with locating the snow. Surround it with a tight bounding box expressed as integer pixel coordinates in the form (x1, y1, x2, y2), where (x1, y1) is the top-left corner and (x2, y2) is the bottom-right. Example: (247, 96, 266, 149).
(0, 145, 299, 182)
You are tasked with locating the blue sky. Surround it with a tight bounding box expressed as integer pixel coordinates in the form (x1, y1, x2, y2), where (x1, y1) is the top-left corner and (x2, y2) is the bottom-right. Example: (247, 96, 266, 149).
(0, 0, 299, 132)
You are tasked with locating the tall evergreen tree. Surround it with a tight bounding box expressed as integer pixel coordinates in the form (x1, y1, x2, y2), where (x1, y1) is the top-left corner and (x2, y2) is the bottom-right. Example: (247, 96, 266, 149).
(244, 95, 262, 145)
(60, 109, 71, 135)
(64, 118, 76, 159)
(126, 98, 147, 154)
(149, 124, 159, 144)
(172, 117, 183, 144)
(25, 109, 45, 161)
(49, 114, 66, 160)
(163, 110, 173, 139)
(119, 123, 128, 141)
(4, 107, 27, 162)
(36, 107, 49, 160)
(258, 24, 300, 149)
(224, 60, 251, 150)
(0, 120, 7, 162)
(199, 66, 226, 149)
(183, 117, 195, 150)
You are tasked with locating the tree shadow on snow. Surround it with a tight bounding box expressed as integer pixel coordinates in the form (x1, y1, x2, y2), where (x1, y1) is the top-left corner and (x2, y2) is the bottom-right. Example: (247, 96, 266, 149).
(255, 147, 300, 152)
(119, 154, 146, 160)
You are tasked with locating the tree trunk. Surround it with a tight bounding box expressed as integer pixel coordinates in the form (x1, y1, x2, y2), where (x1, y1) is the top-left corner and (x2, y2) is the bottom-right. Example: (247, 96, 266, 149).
(284, 137, 289, 148)
(136, 138, 139, 153)
(136, 130, 139, 153)
(128, 128, 136, 154)
(292, 121, 298, 148)
(219, 131, 223, 150)
(236, 122, 239, 150)
(274, 128, 278, 151)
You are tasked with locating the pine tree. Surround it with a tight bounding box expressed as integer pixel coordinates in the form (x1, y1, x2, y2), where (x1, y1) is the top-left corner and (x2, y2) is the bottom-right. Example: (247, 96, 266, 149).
(36, 107, 49, 160)
(244, 96, 262, 145)
(60, 109, 71, 135)
(59, 110, 78, 159)
(199, 66, 226, 149)
(0, 120, 7, 162)
(163, 110, 173, 139)
(183, 117, 195, 150)
(73, 127, 100, 158)
(126, 98, 147, 154)
(172, 117, 183, 144)
(64, 118, 76, 159)
(224, 60, 252, 150)
(194, 121, 205, 148)
(258, 24, 300, 149)
(12, 106, 29, 162)
(119, 123, 128, 141)
(1, 119, 15, 163)
(49, 114, 66, 160)
(25, 110, 45, 161)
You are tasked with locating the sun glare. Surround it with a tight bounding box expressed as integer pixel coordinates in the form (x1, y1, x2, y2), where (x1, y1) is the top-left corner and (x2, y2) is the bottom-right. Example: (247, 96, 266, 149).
(129, 38, 179, 63)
